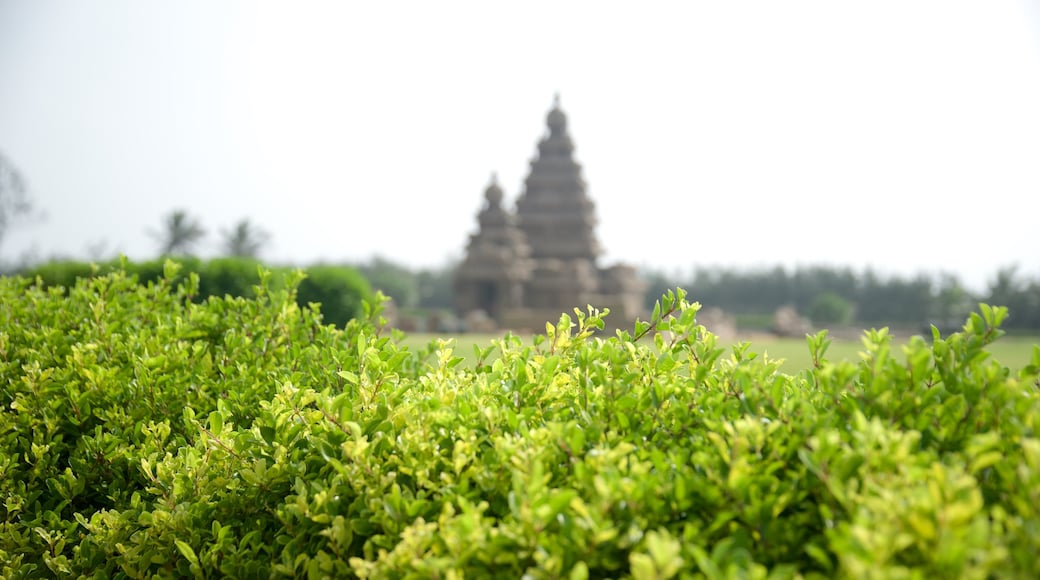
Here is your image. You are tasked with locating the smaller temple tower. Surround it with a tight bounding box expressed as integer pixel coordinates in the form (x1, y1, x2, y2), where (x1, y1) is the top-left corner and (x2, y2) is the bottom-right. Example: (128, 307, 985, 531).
(452, 175, 534, 323)
(454, 97, 646, 332)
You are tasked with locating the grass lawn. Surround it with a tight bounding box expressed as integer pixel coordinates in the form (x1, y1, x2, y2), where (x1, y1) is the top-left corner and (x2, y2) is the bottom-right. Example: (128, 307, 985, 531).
(397, 331, 1039, 374)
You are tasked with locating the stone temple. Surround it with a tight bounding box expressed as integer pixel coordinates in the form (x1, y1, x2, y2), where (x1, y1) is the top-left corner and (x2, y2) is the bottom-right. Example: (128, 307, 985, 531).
(454, 96, 646, 332)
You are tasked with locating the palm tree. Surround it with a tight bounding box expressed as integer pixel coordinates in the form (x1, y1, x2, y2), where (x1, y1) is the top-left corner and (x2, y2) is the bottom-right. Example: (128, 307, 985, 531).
(220, 218, 270, 258)
(0, 151, 34, 252)
(149, 209, 206, 256)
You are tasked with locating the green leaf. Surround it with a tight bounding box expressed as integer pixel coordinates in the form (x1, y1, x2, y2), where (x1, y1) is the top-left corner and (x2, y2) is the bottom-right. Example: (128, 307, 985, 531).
(208, 410, 224, 436)
(174, 540, 200, 569)
(337, 370, 359, 384)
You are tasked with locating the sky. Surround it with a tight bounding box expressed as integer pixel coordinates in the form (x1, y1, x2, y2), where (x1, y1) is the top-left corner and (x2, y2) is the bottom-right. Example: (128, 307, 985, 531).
(1, 1, 1038, 293)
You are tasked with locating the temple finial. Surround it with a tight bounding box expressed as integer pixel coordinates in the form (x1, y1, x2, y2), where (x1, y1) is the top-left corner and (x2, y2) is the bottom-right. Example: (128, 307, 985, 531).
(484, 172, 504, 206)
(553, 92, 561, 108)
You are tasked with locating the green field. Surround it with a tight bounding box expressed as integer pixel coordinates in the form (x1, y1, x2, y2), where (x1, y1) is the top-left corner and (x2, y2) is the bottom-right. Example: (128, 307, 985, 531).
(400, 331, 1040, 373)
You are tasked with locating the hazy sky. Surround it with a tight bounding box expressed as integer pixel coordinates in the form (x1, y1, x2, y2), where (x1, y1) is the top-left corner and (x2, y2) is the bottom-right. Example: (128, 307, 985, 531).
(1, 1, 1038, 292)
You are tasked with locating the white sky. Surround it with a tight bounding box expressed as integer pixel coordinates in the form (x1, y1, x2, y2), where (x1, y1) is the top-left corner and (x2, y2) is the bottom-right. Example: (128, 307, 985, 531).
(1, 1, 1038, 293)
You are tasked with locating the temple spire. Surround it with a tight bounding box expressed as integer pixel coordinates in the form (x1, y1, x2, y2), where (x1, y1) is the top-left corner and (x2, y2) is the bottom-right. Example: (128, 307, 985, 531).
(484, 172, 503, 207)
(514, 96, 600, 261)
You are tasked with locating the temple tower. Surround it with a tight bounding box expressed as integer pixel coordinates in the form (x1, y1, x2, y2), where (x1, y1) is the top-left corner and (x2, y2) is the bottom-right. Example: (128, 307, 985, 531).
(514, 94, 601, 262)
(453, 175, 533, 322)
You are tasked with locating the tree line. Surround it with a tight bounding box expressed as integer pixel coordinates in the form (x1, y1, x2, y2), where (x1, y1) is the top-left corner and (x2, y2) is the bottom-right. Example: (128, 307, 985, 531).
(339, 258, 1040, 332)
(2, 169, 1037, 332)
(642, 264, 1040, 332)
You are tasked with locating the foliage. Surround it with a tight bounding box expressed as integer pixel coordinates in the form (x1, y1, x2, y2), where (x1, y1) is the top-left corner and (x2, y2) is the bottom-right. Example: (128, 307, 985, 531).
(1, 269, 1039, 577)
(354, 256, 456, 311)
(807, 292, 854, 326)
(193, 256, 266, 299)
(644, 264, 1040, 331)
(12, 259, 97, 289)
(399, 332, 1040, 376)
(985, 265, 1040, 331)
(357, 256, 421, 308)
(295, 264, 373, 328)
(415, 265, 456, 310)
(19, 256, 370, 327)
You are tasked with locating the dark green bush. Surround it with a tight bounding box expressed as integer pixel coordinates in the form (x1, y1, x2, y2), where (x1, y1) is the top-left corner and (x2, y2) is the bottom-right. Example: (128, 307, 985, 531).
(808, 291, 854, 326)
(17, 259, 99, 289)
(295, 264, 373, 328)
(22, 257, 202, 295)
(129, 256, 203, 288)
(195, 256, 267, 299)
(1, 268, 1038, 578)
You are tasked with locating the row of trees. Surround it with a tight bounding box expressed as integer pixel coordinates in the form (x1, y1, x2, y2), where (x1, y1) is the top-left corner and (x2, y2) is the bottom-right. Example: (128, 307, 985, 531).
(643, 264, 1040, 331)
(325, 258, 1040, 332)
(148, 209, 271, 259)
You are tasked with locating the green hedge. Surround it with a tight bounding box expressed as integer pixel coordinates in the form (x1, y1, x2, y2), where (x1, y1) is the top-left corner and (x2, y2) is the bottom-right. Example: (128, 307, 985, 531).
(19, 256, 371, 327)
(294, 264, 372, 330)
(1, 267, 1038, 578)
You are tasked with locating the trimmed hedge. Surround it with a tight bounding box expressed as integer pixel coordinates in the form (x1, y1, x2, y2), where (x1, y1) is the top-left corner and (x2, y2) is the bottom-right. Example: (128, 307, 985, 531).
(294, 264, 373, 330)
(19, 256, 371, 327)
(1, 266, 1038, 578)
